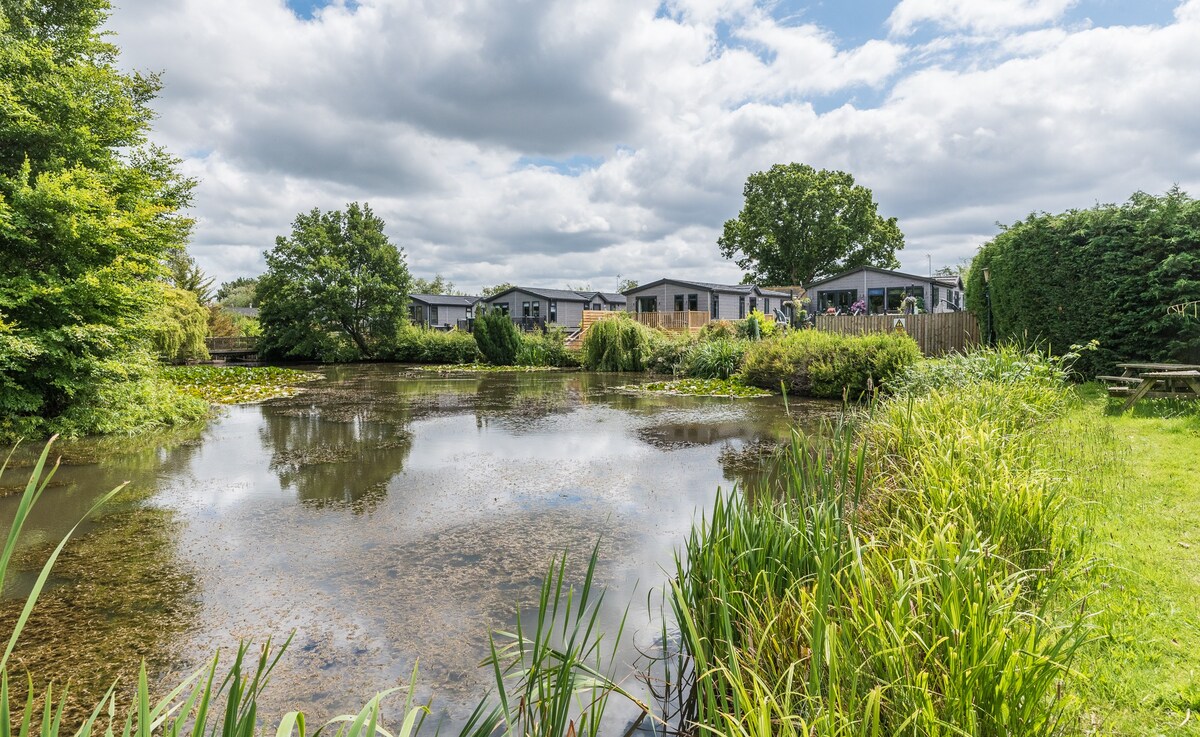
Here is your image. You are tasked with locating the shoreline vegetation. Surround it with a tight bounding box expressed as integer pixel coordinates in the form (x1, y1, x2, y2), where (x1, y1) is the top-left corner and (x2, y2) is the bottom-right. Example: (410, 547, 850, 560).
(4, 346, 1199, 735)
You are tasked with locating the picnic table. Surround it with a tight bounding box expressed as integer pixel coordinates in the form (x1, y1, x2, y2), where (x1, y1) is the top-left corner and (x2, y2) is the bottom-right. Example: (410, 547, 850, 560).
(1098, 363, 1200, 410)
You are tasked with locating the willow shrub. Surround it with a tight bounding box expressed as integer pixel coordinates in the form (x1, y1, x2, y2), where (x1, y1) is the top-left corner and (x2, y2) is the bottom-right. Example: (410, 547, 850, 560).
(739, 330, 920, 398)
(580, 313, 660, 371)
(671, 348, 1095, 736)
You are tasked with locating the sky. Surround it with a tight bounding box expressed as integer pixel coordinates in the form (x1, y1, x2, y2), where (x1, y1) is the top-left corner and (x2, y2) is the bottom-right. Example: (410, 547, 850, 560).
(105, 0, 1200, 294)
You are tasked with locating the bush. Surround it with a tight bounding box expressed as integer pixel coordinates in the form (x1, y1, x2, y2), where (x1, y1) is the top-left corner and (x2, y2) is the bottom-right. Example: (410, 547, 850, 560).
(680, 337, 749, 379)
(515, 327, 576, 367)
(737, 309, 777, 340)
(473, 308, 522, 365)
(967, 188, 1200, 377)
(387, 326, 480, 364)
(580, 313, 658, 371)
(644, 331, 693, 374)
(740, 330, 920, 398)
(698, 320, 738, 340)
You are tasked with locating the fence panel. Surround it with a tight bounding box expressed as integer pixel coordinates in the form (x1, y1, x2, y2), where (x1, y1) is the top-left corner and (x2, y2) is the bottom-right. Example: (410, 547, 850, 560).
(813, 312, 980, 356)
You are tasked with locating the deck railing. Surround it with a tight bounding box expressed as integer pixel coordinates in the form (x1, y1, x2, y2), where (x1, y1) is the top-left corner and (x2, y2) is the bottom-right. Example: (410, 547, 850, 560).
(632, 311, 710, 332)
(204, 336, 258, 352)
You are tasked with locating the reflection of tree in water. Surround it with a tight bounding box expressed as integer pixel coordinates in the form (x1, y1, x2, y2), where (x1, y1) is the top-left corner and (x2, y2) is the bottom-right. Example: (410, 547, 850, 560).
(472, 374, 585, 429)
(259, 409, 413, 511)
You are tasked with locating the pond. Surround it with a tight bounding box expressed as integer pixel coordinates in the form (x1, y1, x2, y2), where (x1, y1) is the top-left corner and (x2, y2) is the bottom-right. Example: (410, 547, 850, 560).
(0, 365, 837, 730)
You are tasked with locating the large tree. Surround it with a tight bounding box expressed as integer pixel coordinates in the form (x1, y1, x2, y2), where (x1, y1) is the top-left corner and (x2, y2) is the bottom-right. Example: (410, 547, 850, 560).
(258, 203, 412, 361)
(718, 163, 904, 286)
(0, 0, 205, 438)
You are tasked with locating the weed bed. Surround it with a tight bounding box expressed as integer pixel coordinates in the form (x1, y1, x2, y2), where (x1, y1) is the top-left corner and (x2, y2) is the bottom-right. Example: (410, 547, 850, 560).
(161, 365, 322, 404)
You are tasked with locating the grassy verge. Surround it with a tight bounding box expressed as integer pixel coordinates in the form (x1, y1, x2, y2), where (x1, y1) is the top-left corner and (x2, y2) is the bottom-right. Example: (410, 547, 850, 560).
(1074, 389, 1200, 735)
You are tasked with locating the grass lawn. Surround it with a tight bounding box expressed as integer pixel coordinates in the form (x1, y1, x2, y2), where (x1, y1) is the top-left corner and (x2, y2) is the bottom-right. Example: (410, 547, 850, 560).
(1076, 388, 1200, 735)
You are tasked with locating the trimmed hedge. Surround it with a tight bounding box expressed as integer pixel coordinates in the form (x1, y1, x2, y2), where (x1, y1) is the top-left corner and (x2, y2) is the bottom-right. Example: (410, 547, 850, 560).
(967, 189, 1200, 377)
(740, 330, 920, 398)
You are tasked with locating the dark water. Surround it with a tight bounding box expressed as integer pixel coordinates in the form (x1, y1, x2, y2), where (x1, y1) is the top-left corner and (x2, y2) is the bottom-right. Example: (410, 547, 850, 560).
(1, 366, 835, 729)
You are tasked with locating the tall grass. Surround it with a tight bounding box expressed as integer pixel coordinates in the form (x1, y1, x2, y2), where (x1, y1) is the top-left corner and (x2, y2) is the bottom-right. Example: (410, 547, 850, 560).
(668, 346, 1099, 736)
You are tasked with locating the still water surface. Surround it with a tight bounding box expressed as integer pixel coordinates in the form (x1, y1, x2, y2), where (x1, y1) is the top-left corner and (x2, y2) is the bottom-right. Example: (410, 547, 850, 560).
(2, 366, 835, 728)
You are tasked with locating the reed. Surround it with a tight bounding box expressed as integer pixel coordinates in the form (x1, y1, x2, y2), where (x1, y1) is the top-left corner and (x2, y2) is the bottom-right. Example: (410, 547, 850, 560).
(668, 346, 1101, 736)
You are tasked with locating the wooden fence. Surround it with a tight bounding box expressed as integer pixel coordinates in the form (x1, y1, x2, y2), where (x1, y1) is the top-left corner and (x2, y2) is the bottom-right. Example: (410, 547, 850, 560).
(813, 312, 980, 356)
(632, 311, 710, 333)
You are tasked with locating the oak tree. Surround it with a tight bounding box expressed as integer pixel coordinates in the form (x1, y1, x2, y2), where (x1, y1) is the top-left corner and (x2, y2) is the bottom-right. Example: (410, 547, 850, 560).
(718, 163, 904, 286)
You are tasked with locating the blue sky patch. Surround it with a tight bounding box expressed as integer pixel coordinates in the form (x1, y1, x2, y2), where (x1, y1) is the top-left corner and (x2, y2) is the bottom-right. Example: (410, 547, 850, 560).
(285, 0, 356, 21)
(516, 154, 605, 176)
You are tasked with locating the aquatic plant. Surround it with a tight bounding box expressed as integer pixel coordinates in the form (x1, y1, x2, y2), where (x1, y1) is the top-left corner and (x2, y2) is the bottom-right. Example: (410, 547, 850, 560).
(161, 365, 321, 404)
(621, 378, 770, 398)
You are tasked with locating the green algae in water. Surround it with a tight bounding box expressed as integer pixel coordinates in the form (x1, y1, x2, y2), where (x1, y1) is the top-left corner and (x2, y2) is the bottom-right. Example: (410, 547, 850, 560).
(618, 378, 771, 398)
(162, 365, 322, 404)
(404, 364, 573, 375)
(0, 503, 197, 726)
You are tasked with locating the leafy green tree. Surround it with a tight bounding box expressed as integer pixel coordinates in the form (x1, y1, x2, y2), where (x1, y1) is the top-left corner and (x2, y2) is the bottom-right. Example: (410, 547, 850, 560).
(167, 248, 215, 304)
(718, 163, 904, 286)
(481, 282, 517, 298)
(216, 276, 259, 307)
(0, 0, 205, 438)
(412, 274, 457, 295)
(473, 306, 522, 365)
(258, 203, 411, 361)
(967, 188, 1200, 376)
(616, 277, 638, 293)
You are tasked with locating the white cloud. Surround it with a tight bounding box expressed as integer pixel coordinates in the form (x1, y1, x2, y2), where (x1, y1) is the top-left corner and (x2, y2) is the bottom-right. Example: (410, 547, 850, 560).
(887, 0, 1077, 36)
(103, 0, 1200, 290)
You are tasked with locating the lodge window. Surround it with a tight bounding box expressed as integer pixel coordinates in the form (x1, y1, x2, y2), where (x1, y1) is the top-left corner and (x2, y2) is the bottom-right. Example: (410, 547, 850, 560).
(762, 298, 770, 313)
(711, 294, 719, 319)
(687, 294, 698, 311)
(674, 294, 684, 312)
(522, 301, 531, 318)
(738, 296, 745, 318)
(495, 303, 510, 315)
(932, 286, 940, 310)
(867, 288, 885, 314)
(549, 300, 557, 322)
(592, 303, 600, 310)
(749, 297, 757, 314)
(636, 296, 657, 313)
(430, 305, 439, 324)
(532, 301, 540, 318)
(817, 289, 858, 312)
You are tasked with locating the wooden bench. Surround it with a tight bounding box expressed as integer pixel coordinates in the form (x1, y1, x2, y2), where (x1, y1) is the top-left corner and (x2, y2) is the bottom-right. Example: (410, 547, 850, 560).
(1115, 368, 1200, 410)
